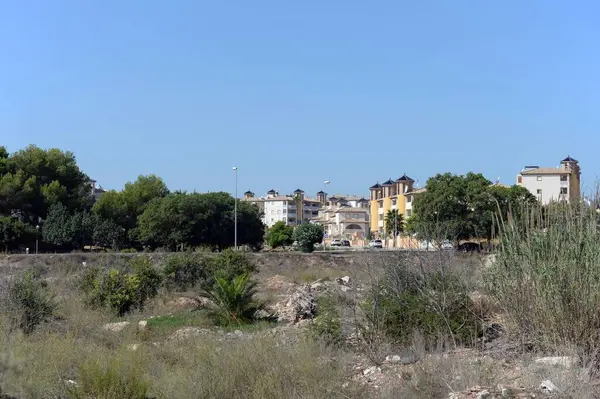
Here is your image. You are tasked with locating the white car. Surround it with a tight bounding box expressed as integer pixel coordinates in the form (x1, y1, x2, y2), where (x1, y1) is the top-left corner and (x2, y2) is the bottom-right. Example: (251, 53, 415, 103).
(369, 239, 383, 249)
(440, 240, 453, 250)
(331, 239, 342, 246)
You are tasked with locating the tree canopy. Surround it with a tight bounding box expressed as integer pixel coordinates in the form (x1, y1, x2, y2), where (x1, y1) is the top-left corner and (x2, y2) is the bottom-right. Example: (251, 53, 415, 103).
(409, 173, 536, 242)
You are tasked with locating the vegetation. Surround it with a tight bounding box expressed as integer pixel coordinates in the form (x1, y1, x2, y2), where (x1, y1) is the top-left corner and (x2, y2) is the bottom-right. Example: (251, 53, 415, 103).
(265, 221, 294, 249)
(310, 294, 342, 346)
(293, 223, 324, 253)
(486, 199, 600, 354)
(200, 273, 262, 326)
(384, 209, 405, 237)
(3, 272, 56, 334)
(409, 172, 536, 243)
(79, 257, 162, 316)
(163, 252, 208, 291)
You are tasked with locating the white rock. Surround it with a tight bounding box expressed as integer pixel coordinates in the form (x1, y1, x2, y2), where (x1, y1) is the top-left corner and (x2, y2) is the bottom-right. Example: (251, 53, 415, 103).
(337, 276, 351, 285)
(102, 321, 130, 332)
(534, 356, 578, 368)
(476, 390, 490, 399)
(540, 379, 558, 393)
(169, 327, 211, 341)
(138, 320, 148, 330)
(363, 366, 379, 376)
(385, 355, 402, 363)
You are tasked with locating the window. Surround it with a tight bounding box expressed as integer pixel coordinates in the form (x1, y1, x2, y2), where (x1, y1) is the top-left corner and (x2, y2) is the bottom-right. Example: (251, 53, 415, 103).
(537, 176, 542, 181)
(392, 198, 397, 206)
(560, 187, 568, 195)
(283, 209, 286, 214)
(537, 189, 542, 194)
(378, 201, 383, 209)
(406, 209, 412, 217)
(560, 175, 568, 182)
(517, 176, 522, 184)
(406, 196, 412, 203)
(378, 214, 383, 221)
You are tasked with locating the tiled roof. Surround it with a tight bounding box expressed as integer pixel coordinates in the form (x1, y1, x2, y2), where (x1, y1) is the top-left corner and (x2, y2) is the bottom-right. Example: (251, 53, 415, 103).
(395, 174, 414, 182)
(561, 156, 578, 163)
(369, 183, 381, 189)
(382, 179, 394, 186)
(316, 190, 325, 194)
(293, 188, 304, 193)
(521, 168, 570, 175)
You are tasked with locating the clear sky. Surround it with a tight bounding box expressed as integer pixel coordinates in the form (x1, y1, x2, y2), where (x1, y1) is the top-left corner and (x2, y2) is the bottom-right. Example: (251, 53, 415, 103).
(2, 1, 599, 198)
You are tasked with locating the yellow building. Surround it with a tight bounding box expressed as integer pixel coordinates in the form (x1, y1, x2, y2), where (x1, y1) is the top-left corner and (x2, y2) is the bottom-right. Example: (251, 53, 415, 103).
(369, 174, 415, 236)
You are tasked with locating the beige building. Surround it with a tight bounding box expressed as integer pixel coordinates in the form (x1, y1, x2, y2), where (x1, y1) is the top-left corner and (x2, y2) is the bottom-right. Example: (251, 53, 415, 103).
(242, 189, 321, 227)
(312, 206, 370, 239)
(516, 156, 581, 205)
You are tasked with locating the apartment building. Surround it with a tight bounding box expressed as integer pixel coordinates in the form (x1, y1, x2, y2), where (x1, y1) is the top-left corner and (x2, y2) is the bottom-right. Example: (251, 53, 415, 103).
(242, 189, 321, 227)
(312, 206, 370, 239)
(369, 174, 415, 235)
(516, 156, 581, 205)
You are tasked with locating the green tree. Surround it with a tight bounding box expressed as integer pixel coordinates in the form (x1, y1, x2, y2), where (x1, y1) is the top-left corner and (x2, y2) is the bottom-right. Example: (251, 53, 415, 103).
(92, 218, 125, 250)
(137, 192, 264, 251)
(0, 145, 91, 223)
(0, 216, 35, 252)
(42, 203, 73, 247)
(293, 223, 324, 253)
(384, 210, 405, 237)
(265, 221, 294, 249)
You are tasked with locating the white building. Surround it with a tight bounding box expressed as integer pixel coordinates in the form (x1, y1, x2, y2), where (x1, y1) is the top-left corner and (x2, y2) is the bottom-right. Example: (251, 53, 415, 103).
(242, 189, 321, 227)
(516, 156, 581, 205)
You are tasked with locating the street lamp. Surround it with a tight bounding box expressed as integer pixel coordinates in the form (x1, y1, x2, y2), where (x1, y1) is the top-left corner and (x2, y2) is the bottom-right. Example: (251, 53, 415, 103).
(35, 225, 40, 254)
(323, 180, 330, 248)
(233, 167, 238, 250)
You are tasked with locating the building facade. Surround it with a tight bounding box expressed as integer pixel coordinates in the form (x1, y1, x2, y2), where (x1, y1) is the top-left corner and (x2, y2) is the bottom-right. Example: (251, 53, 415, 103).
(516, 156, 581, 205)
(312, 206, 370, 239)
(242, 189, 321, 227)
(369, 174, 415, 235)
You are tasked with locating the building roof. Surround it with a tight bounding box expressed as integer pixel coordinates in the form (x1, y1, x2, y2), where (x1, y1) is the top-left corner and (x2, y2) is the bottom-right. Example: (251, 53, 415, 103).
(395, 174, 415, 182)
(369, 183, 381, 190)
(316, 190, 325, 195)
(406, 188, 427, 195)
(521, 167, 570, 175)
(267, 189, 276, 194)
(293, 188, 304, 193)
(382, 179, 394, 186)
(244, 190, 254, 195)
(561, 155, 578, 163)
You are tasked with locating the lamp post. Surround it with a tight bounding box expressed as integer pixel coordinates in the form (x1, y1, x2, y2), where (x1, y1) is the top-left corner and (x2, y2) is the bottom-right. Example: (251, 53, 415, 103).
(323, 180, 330, 249)
(35, 225, 40, 254)
(233, 167, 238, 250)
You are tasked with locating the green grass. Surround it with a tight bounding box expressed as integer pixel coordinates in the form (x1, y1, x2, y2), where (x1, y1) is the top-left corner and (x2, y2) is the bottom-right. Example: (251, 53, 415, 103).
(145, 311, 209, 330)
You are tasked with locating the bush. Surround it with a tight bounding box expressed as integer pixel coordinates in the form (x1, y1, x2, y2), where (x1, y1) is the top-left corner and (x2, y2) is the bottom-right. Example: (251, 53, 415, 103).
(293, 224, 324, 253)
(163, 253, 207, 291)
(200, 273, 261, 326)
(207, 249, 256, 281)
(66, 357, 149, 399)
(486, 200, 600, 353)
(80, 257, 162, 316)
(265, 221, 294, 249)
(310, 295, 342, 346)
(4, 272, 56, 334)
(366, 266, 481, 347)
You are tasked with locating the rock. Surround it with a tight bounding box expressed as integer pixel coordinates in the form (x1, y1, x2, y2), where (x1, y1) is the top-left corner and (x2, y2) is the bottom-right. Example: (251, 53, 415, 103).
(534, 356, 578, 368)
(102, 321, 130, 332)
(169, 297, 202, 310)
(337, 276, 351, 285)
(539, 379, 558, 393)
(363, 366, 380, 376)
(169, 327, 211, 341)
(310, 281, 326, 292)
(476, 390, 490, 399)
(138, 320, 148, 331)
(385, 355, 402, 363)
(271, 285, 316, 324)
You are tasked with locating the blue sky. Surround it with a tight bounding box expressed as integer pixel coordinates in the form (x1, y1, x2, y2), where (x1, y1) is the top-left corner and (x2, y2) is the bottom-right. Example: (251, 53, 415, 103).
(2, 1, 599, 198)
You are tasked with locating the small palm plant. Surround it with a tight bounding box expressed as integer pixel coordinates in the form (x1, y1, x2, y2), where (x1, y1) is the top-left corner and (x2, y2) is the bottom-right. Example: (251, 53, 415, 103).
(199, 273, 261, 326)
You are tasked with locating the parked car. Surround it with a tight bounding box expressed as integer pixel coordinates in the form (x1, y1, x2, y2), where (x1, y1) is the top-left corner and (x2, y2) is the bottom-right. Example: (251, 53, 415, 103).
(341, 240, 351, 247)
(457, 242, 482, 252)
(369, 239, 383, 249)
(331, 239, 342, 246)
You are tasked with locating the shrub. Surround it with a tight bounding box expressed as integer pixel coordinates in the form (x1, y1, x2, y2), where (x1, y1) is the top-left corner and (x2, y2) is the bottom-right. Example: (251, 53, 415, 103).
(207, 249, 256, 281)
(265, 221, 294, 249)
(310, 295, 342, 346)
(486, 200, 600, 353)
(293, 224, 324, 253)
(200, 273, 261, 326)
(366, 266, 481, 347)
(80, 257, 162, 316)
(66, 357, 149, 399)
(4, 272, 56, 334)
(163, 253, 207, 291)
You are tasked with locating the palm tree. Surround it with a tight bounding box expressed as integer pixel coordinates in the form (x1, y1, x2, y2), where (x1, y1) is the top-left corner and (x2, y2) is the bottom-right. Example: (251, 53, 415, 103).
(384, 210, 405, 241)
